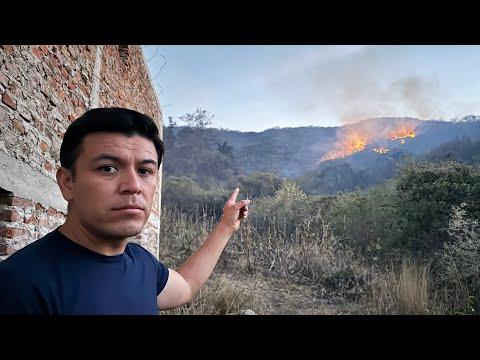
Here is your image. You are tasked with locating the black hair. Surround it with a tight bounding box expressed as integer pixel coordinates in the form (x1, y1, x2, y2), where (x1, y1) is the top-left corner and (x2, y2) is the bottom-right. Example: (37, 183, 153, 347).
(60, 107, 164, 171)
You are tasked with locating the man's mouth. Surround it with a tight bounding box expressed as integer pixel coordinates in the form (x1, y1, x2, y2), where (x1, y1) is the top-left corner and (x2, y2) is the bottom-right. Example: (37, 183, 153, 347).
(112, 205, 144, 214)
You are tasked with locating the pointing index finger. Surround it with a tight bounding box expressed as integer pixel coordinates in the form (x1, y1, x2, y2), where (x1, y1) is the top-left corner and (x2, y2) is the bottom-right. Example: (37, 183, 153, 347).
(228, 188, 240, 204)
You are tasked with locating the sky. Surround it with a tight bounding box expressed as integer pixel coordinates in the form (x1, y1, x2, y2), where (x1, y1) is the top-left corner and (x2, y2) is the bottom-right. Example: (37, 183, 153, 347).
(143, 45, 480, 132)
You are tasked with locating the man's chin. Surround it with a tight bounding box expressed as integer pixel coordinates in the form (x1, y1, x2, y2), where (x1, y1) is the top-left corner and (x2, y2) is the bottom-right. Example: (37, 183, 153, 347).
(103, 222, 145, 240)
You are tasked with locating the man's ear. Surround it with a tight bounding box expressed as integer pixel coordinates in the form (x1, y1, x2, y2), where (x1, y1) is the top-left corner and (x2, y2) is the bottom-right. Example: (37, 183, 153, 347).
(56, 167, 74, 202)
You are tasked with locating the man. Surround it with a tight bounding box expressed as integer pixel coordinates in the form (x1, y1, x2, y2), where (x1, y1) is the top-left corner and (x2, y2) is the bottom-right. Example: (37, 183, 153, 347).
(0, 107, 250, 314)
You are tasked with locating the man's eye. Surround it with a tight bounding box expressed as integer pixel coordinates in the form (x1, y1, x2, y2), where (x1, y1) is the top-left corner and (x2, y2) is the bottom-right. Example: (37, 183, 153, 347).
(99, 166, 118, 173)
(138, 168, 154, 175)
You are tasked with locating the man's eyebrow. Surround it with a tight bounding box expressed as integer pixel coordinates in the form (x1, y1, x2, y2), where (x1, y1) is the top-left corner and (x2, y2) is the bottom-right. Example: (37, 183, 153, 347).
(92, 154, 121, 163)
(140, 159, 158, 167)
(92, 154, 157, 167)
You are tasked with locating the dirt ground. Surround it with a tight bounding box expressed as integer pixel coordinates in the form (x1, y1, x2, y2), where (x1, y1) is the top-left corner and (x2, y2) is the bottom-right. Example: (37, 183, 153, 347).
(213, 266, 363, 315)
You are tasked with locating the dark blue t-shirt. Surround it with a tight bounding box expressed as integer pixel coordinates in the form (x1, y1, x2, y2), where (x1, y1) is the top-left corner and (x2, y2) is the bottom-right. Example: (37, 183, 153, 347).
(0, 228, 169, 315)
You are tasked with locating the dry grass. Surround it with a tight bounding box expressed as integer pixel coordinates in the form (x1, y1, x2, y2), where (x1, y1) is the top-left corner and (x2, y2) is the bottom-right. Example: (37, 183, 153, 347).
(160, 205, 374, 314)
(159, 273, 261, 315)
(160, 205, 468, 315)
(366, 259, 431, 314)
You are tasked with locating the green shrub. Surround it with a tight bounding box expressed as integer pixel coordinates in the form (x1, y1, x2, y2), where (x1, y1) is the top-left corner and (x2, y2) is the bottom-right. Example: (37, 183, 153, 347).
(396, 161, 480, 254)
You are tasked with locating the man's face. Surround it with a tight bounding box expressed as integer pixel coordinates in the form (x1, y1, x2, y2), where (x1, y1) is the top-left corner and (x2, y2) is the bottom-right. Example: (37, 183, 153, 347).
(66, 132, 158, 240)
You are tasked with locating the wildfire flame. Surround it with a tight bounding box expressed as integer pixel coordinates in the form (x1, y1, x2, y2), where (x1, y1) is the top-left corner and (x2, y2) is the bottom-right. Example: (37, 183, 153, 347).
(321, 133, 369, 161)
(321, 122, 417, 162)
(389, 127, 415, 141)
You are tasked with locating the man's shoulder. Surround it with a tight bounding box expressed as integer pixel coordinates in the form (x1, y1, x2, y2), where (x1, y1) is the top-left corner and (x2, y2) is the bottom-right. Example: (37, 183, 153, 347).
(126, 242, 154, 257)
(126, 242, 160, 265)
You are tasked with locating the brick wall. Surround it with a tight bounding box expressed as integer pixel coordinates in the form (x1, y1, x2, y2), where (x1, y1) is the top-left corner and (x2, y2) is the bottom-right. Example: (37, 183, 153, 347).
(0, 192, 66, 255)
(0, 45, 163, 259)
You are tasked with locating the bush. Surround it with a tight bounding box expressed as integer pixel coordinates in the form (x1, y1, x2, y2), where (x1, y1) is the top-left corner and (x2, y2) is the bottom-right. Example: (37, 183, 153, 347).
(327, 184, 403, 258)
(235, 171, 284, 198)
(246, 183, 332, 241)
(162, 175, 228, 217)
(396, 161, 480, 254)
(433, 204, 480, 314)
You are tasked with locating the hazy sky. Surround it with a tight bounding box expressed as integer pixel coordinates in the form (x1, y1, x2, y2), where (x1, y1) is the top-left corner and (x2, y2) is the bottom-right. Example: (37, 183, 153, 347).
(143, 45, 480, 132)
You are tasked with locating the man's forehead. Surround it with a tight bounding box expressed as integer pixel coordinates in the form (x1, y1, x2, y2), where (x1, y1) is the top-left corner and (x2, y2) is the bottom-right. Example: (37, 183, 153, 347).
(83, 132, 155, 151)
(81, 132, 156, 156)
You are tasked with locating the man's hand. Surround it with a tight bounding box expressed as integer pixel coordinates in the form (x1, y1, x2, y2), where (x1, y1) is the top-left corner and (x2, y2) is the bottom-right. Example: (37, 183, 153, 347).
(220, 188, 250, 232)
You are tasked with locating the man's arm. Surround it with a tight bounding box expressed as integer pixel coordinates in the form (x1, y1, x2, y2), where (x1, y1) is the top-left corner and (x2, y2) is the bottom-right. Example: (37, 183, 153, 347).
(157, 188, 249, 310)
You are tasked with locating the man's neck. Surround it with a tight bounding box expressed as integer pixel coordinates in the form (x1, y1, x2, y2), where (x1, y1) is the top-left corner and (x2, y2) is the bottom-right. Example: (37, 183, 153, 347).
(59, 217, 128, 256)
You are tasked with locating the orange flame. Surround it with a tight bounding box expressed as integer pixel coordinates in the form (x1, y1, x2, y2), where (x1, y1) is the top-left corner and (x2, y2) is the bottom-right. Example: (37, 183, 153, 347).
(322, 133, 369, 161)
(389, 127, 415, 141)
(321, 122, 417, 162)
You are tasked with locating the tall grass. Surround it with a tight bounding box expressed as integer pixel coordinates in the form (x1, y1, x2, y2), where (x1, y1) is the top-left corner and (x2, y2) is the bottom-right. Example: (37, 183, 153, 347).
(366, 259, 431, 315)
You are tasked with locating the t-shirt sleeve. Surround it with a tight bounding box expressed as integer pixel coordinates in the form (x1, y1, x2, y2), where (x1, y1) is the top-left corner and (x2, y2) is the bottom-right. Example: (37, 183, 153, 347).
(157, 262, 169, 295)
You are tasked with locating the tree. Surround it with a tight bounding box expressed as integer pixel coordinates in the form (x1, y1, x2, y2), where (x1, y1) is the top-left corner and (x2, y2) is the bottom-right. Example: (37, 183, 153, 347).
(163, 116, 177, 150)
(236, 172, 285, 198)
(178, 108, 215, 152)
(179, 108, 213, 129)
(217, 140, 234, 161)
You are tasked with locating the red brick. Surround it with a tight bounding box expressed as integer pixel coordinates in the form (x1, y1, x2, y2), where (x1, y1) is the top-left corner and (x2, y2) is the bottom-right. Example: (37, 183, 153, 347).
(0, 243, 16, 255)
(32, 47, 43, 58)
(47, 207, 57, 216)
(0, 196, 32, 207)
(48, 78, 58, 92)
(38, 215, 49, 227)
(39, 45, 49, 54)
(57, 88, 66, 100)
(0, 227, 24, 238)
(34, 119, 45, 132)
(39, 141, 49, 153)
(48, 52, 60, 68)
(1, 92, 17, 110)
(11, 197, 32, 206)
(0, 209, 22, 222)
(44, 160, 52, 172)
(1, 45, 14, 54)
(24, 214, 35, 224)
(61, 67, 69, 79)
(12, 118, 25, 134)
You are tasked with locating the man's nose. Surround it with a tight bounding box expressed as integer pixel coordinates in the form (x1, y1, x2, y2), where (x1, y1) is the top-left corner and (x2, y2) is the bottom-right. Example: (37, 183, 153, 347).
(118, 168, 141, 194)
